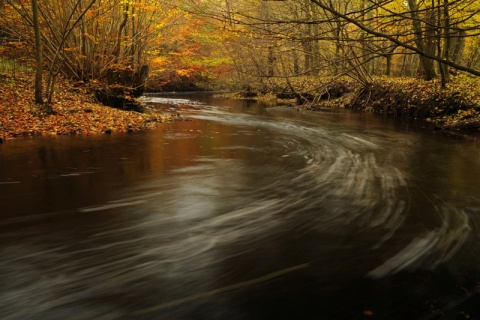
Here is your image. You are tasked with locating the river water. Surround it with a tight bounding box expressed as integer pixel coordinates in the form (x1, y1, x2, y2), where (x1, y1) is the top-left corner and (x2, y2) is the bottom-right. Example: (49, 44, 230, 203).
(1, 93, 480, 319)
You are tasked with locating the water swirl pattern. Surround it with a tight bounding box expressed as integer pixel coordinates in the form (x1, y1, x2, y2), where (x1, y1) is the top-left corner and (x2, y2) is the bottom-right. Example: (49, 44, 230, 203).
(1, 94, 480, 319)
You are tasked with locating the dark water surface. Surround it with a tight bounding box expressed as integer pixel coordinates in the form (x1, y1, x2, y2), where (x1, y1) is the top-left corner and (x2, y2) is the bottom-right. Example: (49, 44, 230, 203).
(1, 93, 480, 319)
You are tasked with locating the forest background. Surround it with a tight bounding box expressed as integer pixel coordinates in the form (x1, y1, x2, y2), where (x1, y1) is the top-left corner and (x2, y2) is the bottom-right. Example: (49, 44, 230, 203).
(1, 0, 480, 140)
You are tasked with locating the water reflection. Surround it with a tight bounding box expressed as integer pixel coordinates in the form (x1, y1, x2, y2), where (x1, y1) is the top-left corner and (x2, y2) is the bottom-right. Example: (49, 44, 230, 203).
(1, 94, 480, 319)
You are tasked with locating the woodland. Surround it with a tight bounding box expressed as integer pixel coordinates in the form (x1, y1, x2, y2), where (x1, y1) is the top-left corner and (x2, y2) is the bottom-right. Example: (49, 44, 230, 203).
(1, 0, 480, 140)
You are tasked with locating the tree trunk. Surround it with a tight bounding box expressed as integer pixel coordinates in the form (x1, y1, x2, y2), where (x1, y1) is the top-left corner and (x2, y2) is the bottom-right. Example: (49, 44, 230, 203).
(385, 54, 392, 76)
(267, 46, 275, 77)
(32, 0, 43, 104)
(292, 50, 299, 75)
(407, 0, 436, 80)
(451, 30, 466, 64)
(435, 0, 447, 87)
(309, 1, 320, 75)
(442, 0, 451, 79)
(114, 3, 129, 62)
(302, 39, 312, 74)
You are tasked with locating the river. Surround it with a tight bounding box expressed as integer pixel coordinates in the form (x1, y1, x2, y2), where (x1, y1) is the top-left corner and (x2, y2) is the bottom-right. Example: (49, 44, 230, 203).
(1, 93, 480, 319)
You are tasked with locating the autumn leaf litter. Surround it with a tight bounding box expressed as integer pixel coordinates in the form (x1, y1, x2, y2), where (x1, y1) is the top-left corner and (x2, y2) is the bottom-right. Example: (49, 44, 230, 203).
(0, 71, 179, 141)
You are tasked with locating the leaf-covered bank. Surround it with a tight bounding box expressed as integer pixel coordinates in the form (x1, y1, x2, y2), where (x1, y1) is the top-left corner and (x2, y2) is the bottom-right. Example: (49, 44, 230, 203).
(0, 71, 177, 142)
(349, 77, 480, 130)
(234, 76, 480, 131)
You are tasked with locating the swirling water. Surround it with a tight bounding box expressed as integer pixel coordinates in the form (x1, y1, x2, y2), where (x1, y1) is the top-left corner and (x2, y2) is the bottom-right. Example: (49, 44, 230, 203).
(1, 93, 480, 319)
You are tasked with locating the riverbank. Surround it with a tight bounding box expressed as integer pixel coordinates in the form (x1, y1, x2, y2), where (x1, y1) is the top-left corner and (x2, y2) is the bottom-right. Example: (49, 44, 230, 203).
(0, 71, 177, 142)
(3, 71, 480, 143)
(234, 76, 480, 131)
(350, 77, 480, 131)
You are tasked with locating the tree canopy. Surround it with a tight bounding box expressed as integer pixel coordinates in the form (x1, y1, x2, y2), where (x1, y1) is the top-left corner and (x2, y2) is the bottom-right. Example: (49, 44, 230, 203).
(1, 0, 479, 106)
(204, 0, 480, 86)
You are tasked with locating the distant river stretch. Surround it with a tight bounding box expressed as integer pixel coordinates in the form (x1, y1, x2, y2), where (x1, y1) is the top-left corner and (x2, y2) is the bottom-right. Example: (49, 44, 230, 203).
(1, 93, 480, 319)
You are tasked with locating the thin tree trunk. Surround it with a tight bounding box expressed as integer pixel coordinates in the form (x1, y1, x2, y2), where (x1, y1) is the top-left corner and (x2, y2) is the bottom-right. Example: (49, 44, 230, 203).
(385, 54, 392, 76)
(114, 3, 129, 61)
(407, 0, 436, 80)
(32, 0, 43, 104)
(442, 0, 451, 80)
(451, 30, 466, 64)
(436, 0, 447, 87)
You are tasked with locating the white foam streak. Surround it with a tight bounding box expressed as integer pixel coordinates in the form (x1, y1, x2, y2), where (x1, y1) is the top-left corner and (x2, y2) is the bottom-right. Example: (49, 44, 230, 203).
(369, 233, 439, 278)
(369, 206, 471, 278)
(78, 200, 147, 212)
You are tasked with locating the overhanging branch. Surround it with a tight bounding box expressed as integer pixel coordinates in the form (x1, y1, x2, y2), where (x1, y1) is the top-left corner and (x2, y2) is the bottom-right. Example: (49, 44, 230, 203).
(309, 0, 480, 77)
